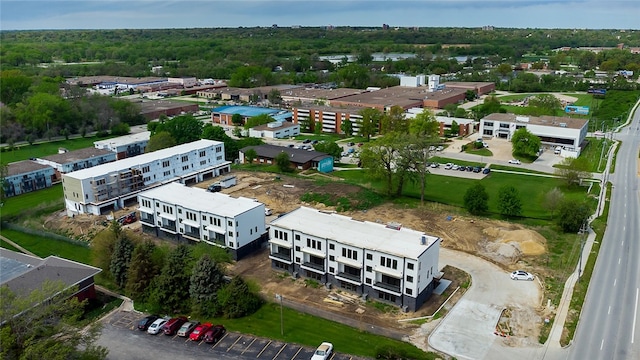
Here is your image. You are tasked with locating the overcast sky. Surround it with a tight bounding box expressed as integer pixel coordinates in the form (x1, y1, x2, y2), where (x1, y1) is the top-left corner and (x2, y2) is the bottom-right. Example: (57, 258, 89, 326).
(1, 0, 637, 31)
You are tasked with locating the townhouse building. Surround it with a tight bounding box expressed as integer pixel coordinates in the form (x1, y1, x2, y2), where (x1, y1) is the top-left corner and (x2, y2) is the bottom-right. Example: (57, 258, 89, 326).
(35, 147, 116, 182)
(137, 182, 267, 260)
(62, 139, 230, 216)
(269, 207, 441, 311)
(3, 161, 56, 198)
(94, 131, 151, 160)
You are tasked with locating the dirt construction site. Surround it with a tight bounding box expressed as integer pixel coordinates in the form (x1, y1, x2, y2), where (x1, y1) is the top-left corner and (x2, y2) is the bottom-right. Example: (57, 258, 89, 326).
(44, 170, 548, 350)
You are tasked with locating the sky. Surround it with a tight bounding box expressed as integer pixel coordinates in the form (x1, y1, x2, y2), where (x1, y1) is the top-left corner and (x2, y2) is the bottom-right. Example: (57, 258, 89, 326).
(1, 0, 638, 31)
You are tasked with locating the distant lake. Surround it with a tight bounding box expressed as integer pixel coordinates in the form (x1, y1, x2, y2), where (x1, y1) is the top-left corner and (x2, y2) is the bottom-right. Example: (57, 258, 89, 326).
(319, 53, 482, 64)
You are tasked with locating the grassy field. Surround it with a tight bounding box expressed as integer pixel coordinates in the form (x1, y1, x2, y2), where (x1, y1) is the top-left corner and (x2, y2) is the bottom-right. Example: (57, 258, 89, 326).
(0, 227, 91, 263)
(1, 135, 115, 164)
(336, 169, 593, 220)
(579, 137, 610, 173)
(1, 184, 64, 221)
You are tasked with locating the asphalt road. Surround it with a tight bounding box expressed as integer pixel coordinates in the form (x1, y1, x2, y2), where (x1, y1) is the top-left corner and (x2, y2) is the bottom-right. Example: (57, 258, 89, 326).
(568, 105, 640, 360)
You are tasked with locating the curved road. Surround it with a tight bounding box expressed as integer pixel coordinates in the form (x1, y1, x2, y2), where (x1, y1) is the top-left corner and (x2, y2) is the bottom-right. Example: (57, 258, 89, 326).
(569, 104, 640, 360)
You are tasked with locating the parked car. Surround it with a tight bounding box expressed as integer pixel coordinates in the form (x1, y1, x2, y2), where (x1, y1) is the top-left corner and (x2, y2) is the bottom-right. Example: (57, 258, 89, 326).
(430, 162, 439, 168)
(302, 139, 311, 144)
(482, 168, 491, 174)
(207, 183, 222, 192)
(429, 146, 435, 151)
(466, 166, 473, 172)
(482, 142, 489, 148)
(311, 140, 319, 144)
(287, 144, 295, 148)
(203, 325, 227, 344)
(147, 318, 168, 335)
(444, 163, 453, 170)
(508, 159, 521, 165)
(347, 148, 355, 154)
(311, 342, 334, 360)
(162, 316, 188, 335)
(265, 208, 273, 216)
(458, 165, 466, 171)
(138, 315, 160, 331)
(357, 143, 363, 147)
(177, 321, 200, 337)
(347, 142, 355, 146)
(452, 164, 460, 170)
(510, 270, 534, 281)
(436, 145, 444, 151)
(189, 323, 213, 341)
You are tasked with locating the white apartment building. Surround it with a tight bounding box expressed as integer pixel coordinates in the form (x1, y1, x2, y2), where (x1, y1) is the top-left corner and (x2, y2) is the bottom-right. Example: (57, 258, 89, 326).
(479, 113, 589, 155)
(138, 183, 267, 260)
(94, 131, 151, 160)
(269, 207, 441, 311)
(62, 139, 230, 216)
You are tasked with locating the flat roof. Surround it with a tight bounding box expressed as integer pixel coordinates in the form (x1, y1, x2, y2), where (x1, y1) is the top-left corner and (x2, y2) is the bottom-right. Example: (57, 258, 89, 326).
(38, 147, 114, 164)
(294, 104, 368, 115)
(65, 139, 223, 180)
(66, 76, 166, 86)
(131, 99, 199, 114)
(252, 121, 299, 131)
(482, 113, 588, 130)
(241, 144, 331, 164)
(7, 160, 52, 176)
(138, 182, 262, 217)
(270, 207, 439, 259)
(213, 105, 281, 117)
(280, 87, 365, 101)
(94, 131, 151, 148)
(443, 81, 495, 88)
(332, 86, 430, 108)
(423, 88, 467, 101)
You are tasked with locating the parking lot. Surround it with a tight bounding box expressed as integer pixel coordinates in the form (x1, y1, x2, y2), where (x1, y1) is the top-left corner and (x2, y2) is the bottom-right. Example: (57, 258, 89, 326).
(99, 309, 369, 360)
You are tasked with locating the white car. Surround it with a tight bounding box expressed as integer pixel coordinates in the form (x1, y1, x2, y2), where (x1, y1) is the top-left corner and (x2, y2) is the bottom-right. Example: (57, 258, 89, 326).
(147, 318, 168, 335)
(265, 208, 273, 216)
(444, 163, 453, 170)
(452, 164, 460, 170)
(311, 342, 333, 360)
(508, 159, 521, 165)
(510, 270, 534, 281)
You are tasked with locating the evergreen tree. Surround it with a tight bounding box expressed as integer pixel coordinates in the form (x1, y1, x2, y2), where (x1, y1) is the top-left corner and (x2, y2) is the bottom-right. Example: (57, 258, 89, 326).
(109, 234, 135, 288)
(189, 254, 225, 317)
(463, 183, 489, 215)
(150, 245, 192, 313)
(217, 276, 263, 319)
(125, 240, 159, 301)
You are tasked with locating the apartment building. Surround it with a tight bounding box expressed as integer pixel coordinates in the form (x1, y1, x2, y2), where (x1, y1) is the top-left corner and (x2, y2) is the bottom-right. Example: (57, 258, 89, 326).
(137, 183, 267, 260)
(35, 147, 116, 181)
(94, 131, 151, 160)
(62, 139, 230, 216)
(269, 207, 441, 311)
(3, 161, 56, 198)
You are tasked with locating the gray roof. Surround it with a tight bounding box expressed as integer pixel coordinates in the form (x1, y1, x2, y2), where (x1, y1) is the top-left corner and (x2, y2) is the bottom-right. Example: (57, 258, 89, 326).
(7, 160, 53, 176)
(482, 113, 588, 130)
(38, 147, 114, 164)
(240, 144, 331, 164)
(0, 248, 102, 298)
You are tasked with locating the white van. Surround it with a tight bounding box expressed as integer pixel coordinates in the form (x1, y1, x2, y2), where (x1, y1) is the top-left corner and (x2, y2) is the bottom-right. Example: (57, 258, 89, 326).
(554, 146, 562, 155)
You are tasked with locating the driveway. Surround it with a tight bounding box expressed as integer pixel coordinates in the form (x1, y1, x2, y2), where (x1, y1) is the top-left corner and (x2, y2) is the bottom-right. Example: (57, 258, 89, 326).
(428, 249, 542, 360)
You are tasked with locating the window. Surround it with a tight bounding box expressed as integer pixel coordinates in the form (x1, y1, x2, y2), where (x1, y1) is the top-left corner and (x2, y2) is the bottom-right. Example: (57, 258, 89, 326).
(306, 238, 322, 250)
(366, 253, 372, 260)
(199, 150, 206, 157)
(228, 220, 233, 226)
(406, 288, 413, 295)
(178, 209, 182, 214)
(365, 278, 371, 284)
(366, 266, 372, 272)
(295, 246, 300, 251)
(329, 244, 334, 250)
(182, 165, 189, 171)
(181, 155, 189, 162)
(342, 248, 357, 260)
(295, 257, 300, 263)
(406, 275, 413, 283)
(484, 121, 493, 127)
(329, 255, 335, 261)
(228, 231, 233, 237)
(163, 171, 171, 176)
(295, 234, 300, 240)
(216, 146, 222, 152)
(329, 267, 334, 273)
(407, 263, 414, 270)
(162, 160, 170, 167)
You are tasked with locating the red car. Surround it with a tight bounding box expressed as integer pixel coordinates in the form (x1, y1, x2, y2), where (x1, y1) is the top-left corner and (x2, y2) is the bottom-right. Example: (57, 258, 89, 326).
(162, 316, 188, 336)
(189, 322, 212, 341)
(203, 325, 226, 344)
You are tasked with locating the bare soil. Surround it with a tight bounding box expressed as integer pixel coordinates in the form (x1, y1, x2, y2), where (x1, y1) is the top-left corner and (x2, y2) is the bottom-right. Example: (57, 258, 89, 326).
(42, 170, 548, 344)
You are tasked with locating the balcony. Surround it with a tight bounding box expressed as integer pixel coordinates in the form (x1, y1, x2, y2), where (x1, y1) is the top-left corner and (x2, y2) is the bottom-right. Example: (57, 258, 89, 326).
(184, 229, 200, 240)
(269, 251, 292, 264)
(160, 222, 177, 233)
(373, 281, 401, 295)
(139, 214, 154, 225)
(336, 271, 361, 284)
(301, 261, 325, 274)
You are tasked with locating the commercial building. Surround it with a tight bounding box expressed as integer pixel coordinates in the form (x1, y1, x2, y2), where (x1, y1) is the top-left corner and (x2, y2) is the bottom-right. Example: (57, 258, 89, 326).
(62, 139, 231, 216)
(35, 147, 116, 181)
(479, 113, 589, 155)
(248, 121, 300, 139)
(291, 105, 364, 135)
(211, 105, 292, 125)
(137, 183, 267, 260)
(0, 248, 101, 303)
(94, 131, 151, 160)
(3, 161, 56, 198)
(268, 207, 441, 311)
(441, 81, 496, 95)
(132, 99, 200, 120)
(239, 144, 334, 173)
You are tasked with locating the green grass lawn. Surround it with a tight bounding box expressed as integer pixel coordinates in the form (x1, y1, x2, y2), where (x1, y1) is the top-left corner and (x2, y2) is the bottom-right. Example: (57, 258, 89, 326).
(464, 147, 493, 157)
(430, 156, 485, 168)
(1, 184, 64, 221)
(194, 302, 436, 359)
(1, 135, 115, 164)
(0, 238, 20, 252)
(579, 137, 610, 173)
(489, 164, 553, 175)
(0, 228, 91, 263)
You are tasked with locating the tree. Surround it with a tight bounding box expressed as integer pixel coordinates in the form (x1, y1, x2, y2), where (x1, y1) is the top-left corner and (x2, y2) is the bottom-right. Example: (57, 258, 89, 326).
(189, 254, 225, 317)
(403, 135, 436, 203)
(464, 90, 477, 101)
(359, 133, 403, 196)
(463, 183, 489, 215)
(244, 114, 274, 129)
(125, 240, 160, 301)
(380, 106, 407, 134)
(555, 157, 592, 187)
(340, 119, 353, 136)
(147, 131, 176, 152)
(511, 128, 541, 157)
(268, 89, 282, 105)
(496, 63, 513, 77)
(150, 245, 192, 313)
(313, 141, 342, 159)
(217, 276, 263, 319)
(275, 151, 292, 172)
(358, 107, 382, 141)
(497, 186, 522, 218)
(244, 148, 258, 164)
(231, 113, 243, 126)
(449, 120, 460, 136)
(109, 234, 135, 288)
(454, 107, 468, 119)
(556, 199, 591, 232)
(90, 222, 121, 276)
(0, 70, 33, 106)
(408, 109, 439, 137)
(0, 281, 108, 360)
(542, 187, 564, 220)
(154, 114, 203, 144)
(528, 94, 562, 116)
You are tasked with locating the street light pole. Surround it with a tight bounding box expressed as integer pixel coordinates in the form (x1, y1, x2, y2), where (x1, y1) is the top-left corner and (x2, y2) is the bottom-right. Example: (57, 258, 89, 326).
(578, 221, 588, 282)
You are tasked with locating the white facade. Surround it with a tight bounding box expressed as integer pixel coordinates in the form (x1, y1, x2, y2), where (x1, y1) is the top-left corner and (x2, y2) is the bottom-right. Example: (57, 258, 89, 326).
(399, 75, 426, 87)
(94, 131, 151, 159)
(138, 183, 266, 260)
(479, 113, 589, 154)
(168, 77, 197, 88)
(62, 140, 231, 216)
(248, 122, 300, 139)
(268, 207, 440, 311)
(428, 75, 441, 92)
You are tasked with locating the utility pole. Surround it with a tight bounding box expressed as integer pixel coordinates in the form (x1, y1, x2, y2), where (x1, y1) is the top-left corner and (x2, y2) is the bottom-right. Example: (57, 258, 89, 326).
(578, 221, 588, 282)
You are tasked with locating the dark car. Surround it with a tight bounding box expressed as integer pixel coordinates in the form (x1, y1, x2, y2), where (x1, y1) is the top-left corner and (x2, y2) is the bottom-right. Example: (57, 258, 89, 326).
(207, 184, 222, 193)
(473, 166, 481, 173)
(466, 166, 474, 172)
(482, 168, 491, 174)
(162, 316, 188, 336)
(458, 166, 466, 171)
(302, 139, 311, 144)
(203, 325, 226, 344)
(137, 315, 160, 331)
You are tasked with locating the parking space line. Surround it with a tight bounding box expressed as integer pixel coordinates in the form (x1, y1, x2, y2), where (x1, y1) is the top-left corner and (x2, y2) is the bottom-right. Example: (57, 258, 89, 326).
(210, 332, 229, 349)
(241, 338, 257, 354)
(272, 343, 287, 360)
(257, 340, 272, 357)
(290, 346, 303, 359)
(227, 335, 243, 352)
